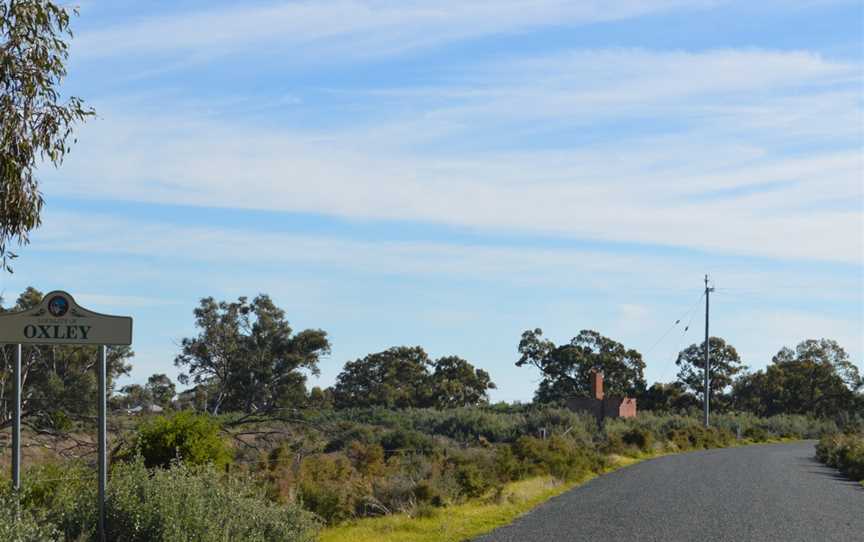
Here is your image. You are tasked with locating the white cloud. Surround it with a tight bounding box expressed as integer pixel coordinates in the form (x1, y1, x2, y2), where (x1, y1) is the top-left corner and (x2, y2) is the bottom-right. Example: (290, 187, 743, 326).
(29, 210, 862, 298)
(75, 1, 718, 61)
(41, 116, 862, 263)
(40, 43, 864, 264)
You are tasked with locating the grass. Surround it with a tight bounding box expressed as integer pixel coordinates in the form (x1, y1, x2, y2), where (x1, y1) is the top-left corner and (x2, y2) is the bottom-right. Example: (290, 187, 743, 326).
(319, 456, 641, 542)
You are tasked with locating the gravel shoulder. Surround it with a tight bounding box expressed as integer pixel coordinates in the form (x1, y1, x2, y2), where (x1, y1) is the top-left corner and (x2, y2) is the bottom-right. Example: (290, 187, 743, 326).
(474, 441, 863, 542)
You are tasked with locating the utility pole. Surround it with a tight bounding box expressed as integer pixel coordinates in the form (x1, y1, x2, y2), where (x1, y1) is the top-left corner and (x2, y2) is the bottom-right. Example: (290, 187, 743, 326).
(703, 274, 714, 428)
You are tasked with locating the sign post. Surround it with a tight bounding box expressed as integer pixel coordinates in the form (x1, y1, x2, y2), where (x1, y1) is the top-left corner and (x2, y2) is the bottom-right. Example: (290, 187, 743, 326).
(0, 291, 132, 542)
(12, 344, 21, 491)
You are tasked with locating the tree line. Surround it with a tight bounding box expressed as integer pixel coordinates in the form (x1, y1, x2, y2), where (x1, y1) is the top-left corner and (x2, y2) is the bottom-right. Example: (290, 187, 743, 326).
(1, 288, 861, 431)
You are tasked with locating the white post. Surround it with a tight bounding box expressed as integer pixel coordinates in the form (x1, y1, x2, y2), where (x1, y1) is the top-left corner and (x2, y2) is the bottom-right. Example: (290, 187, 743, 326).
(12, 344, 21, 491)
(98, 345, 107, 542)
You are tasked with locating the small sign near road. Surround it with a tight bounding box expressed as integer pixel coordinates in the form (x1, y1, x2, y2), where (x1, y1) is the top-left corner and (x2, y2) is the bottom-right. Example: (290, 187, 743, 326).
(2, 289, 133, 542)
(0, 290, 132, 345)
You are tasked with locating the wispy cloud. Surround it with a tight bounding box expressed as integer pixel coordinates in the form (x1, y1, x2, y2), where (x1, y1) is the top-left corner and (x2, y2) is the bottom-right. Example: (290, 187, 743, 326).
(30, 210, 863, 298)
(75, 1, 719, 61)
(42, 44, 863, 264)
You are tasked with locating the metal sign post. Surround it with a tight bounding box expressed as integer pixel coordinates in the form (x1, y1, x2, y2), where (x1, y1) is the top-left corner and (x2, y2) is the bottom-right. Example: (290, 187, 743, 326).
(0, 291, 132, 542)
(98, 345, 108, 541)
(12, 344, 21, 490)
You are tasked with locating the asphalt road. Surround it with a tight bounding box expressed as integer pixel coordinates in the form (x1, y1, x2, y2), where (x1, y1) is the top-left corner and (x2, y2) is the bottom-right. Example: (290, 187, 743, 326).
(475, 441, 863, 542)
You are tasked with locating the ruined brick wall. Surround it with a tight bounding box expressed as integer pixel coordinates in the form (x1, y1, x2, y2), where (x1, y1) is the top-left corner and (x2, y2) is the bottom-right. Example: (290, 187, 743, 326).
(618, 398, 637, 418)
(567, 397, 602, 419)
(567, 396, 637, 420)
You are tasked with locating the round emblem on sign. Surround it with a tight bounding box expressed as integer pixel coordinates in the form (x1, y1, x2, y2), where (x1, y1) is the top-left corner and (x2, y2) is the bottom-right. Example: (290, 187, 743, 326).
(47, 295, 69, 317)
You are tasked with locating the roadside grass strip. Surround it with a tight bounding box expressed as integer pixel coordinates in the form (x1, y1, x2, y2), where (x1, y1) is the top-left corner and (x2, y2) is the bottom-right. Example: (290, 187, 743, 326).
(319, 457, 641, 542)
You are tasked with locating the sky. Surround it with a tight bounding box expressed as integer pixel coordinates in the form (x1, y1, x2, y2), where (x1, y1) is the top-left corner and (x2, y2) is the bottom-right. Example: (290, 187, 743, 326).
(2, 0, 862, 402)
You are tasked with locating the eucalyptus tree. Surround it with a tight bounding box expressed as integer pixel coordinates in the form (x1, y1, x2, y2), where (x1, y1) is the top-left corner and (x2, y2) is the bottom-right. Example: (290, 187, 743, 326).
(332, 347, 495, 409)
(516, 328, 646, 404)
(175, 295, 330, 415)
(1, 1, 94, 270)
(675, 336, 745, 410)
(733, 339, 862, 418)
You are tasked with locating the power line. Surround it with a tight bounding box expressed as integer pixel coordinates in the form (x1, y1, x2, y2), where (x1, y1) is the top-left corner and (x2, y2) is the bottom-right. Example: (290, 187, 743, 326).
(644, 291, 705, 358)
(657, 294, 705, 383)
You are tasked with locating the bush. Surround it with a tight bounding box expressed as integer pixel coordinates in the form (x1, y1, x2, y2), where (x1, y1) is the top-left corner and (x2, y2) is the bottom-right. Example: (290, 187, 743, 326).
(448, 448, 502, 499)
(122, 412, 232, 469)
(378, 429, 436, 456)
(816, 433, 864, 482)
(15, 462, 96, 540)
(512, 436, 599, 481)
(621, 427, 655, 452)
(297, 454, 362, 523)
(663, 424, 733, 451)
(0, 493, 59, 542)
(107, 459, 319, 542)
(2, 457, 319, 542)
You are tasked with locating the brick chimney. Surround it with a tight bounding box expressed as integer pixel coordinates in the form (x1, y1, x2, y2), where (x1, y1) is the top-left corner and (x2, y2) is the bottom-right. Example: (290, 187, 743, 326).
(591, 371, 604, 401)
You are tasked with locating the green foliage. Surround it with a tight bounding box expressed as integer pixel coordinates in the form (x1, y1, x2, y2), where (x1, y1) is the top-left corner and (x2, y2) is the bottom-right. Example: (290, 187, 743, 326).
(733, 339, 862, 418)
(410, 407, 521, 443)
(517, 329, 646, 404)
(297, 453, 365, 523)
(332, 347, 495, 409)
(175, 295, 330, 414)
(816, 433, 864, 482)
(445, 447, 503, 499)
(106, 459, 319, 542)
(0, 0, 95, 269)
(146, 374, 176, 409)
(676, 336, 745, 409)
(333, 347, 433, 409)
(9, 462, 96, 540)
(379, 428, 436, 456)
(122, 411, 232, 469)
(2, 459, 319, 542)
(0, 493, 59, 542)
(511, 435, 600, 481)
(637, 382, 698, 413)
(621, 427, 655, 452)
(430, 356, 496, 409)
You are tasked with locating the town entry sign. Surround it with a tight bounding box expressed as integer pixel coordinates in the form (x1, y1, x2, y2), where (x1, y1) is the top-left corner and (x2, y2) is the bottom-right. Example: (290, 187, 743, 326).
(0, 290, 132, 345)
(1, 290, 132, 542)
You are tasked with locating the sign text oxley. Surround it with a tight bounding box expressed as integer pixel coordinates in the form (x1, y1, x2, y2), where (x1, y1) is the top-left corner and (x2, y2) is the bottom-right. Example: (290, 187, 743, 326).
(0, 290, 132, 345)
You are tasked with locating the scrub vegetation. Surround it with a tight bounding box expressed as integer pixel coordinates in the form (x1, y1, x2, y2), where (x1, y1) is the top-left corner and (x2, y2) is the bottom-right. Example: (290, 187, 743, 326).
(0, 408, 849, 542)
(1, 289, 861, 541)
(815, 432, 864, 484)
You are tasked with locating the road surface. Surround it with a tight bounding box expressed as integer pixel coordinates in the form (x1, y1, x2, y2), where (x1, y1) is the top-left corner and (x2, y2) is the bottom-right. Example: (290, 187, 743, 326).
(475, 441, 862, 542)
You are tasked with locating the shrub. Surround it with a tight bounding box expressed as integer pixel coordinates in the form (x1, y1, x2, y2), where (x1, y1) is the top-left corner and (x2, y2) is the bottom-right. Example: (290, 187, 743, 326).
(106, 459, 319, 542)
(816, 433, 864, 482)
(512, 435, 599, 481)
(621, 427, 655, 452)
(0, 493, 59, 542)
(324, 424, 378, 452)
(122, 412, 232, 469)
(298, 454, 362, 523)
(743, 426, 769, 442)
(378, 429, 436, 456)
(448, 448, 501, 499)
(15, 462, 96, 540)
(347, 441, 386, 478)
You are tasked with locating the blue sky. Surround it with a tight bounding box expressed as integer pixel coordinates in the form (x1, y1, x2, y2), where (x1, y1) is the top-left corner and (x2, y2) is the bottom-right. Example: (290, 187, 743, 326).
(3, 0, 862, 401)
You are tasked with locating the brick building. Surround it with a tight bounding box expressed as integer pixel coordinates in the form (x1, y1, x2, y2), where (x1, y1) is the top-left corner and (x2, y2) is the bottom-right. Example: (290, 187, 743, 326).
(566, 371, 636, 421)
